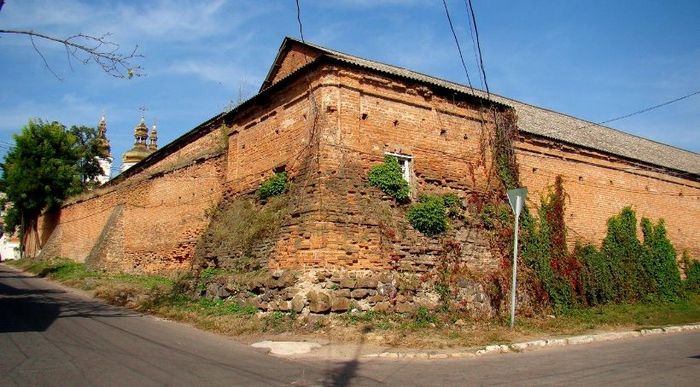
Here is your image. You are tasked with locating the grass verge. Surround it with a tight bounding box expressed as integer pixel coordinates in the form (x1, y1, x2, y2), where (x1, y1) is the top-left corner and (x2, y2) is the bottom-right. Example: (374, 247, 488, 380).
(6, 257, 700, 349)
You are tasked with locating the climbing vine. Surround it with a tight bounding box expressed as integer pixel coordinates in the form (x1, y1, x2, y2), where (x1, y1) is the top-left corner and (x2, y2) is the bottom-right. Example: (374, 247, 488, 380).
(493, 109, 520, 190)
(520, 177, 578, 310)
(489, 110, 578, 311)
(577, 208, 684, 305)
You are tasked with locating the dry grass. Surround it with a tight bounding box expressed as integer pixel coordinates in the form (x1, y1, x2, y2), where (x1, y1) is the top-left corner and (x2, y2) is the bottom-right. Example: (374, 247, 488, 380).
(195, 194, 289, 269)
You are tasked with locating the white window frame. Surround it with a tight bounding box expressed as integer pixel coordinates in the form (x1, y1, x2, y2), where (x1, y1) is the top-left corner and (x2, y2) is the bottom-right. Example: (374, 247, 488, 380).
(385, 152, 413, 184)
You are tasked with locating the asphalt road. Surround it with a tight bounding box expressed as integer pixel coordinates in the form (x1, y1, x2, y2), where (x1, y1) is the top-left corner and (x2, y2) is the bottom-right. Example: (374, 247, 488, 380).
(1, 263, 699, 386)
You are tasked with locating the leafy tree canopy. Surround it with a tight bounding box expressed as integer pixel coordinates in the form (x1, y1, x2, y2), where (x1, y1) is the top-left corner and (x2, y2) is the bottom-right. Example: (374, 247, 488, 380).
(69, 125, 111, 190)
(0, 119, 109, 235)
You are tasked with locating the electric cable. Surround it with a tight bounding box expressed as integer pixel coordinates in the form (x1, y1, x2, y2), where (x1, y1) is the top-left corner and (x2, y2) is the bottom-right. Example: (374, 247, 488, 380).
(295, 0, 305, 43)
(441, 0, 474, 92)
(578, 89, 700, 130)
(465, 0, 490, 98)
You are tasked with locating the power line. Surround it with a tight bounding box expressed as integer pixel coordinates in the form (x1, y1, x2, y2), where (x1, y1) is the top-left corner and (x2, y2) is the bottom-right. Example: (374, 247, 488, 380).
(463, 0, 484, 90)
(441, 0, 474, 91)
(295, 0, 305, 43)
(465, 0, 490, 98)
(579, 89, 700, 130)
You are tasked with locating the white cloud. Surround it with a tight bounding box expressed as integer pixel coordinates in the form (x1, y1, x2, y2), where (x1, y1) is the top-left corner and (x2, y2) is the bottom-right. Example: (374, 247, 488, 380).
(0, 0, 94, 29)
(0, 94, 114, 134)
(167, 60, 250, 85)
(111, 0, 227, 41)
(1, 0, 268, 46)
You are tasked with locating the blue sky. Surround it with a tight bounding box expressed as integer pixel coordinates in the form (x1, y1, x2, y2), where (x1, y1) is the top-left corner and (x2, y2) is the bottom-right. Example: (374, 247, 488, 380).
(1, 0, 698, 177)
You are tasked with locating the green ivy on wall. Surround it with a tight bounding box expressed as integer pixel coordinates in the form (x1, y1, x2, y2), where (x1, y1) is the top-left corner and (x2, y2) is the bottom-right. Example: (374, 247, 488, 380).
(368, 155, 410, 203)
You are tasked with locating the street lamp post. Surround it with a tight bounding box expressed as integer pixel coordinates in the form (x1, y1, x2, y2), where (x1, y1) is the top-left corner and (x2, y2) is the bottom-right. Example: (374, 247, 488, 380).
(506, 187, 527, 328)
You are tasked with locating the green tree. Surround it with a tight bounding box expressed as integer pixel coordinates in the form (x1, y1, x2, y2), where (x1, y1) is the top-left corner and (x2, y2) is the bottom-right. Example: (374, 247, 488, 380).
(0, 119, 108, 251)
(69, 125, 110, 190)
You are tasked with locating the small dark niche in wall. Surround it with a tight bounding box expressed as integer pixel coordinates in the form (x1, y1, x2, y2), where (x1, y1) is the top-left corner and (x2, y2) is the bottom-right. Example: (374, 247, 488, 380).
(361, 113, 368, 120)
(274, 164, 286, 174)
(440, 128, 447, 137)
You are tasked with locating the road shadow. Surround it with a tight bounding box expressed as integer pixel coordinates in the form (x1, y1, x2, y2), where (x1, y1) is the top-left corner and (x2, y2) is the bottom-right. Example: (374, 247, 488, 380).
(0, 267, 137, 333)
(321, 325, 380, 386)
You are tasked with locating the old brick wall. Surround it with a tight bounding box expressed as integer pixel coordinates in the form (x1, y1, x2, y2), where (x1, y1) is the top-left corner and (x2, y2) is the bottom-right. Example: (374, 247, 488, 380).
(517, 136, 700, 257)
(263, 65, 500, 272)
(32, 42, 700, 278)
(225, 74, 319, 195)
(36, 128, 227, 274)
(221, 70, 327, 270)
(266, 42, 322, 87)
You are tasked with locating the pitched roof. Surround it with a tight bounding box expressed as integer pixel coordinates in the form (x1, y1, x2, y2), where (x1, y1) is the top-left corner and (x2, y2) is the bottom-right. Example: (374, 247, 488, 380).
(267, 38, 700, 177)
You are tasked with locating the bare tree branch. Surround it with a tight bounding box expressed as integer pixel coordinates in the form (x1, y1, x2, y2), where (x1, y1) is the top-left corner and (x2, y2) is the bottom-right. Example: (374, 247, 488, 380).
(28, 32, 62, 80)
(0, 29, 143, 79)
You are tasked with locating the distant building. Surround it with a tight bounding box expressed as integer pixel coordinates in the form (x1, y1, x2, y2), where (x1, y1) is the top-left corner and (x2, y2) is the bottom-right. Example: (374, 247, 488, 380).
(96, 115, 112, 185)
(121, 117, 158, 172)
(0, 193, 20, 260)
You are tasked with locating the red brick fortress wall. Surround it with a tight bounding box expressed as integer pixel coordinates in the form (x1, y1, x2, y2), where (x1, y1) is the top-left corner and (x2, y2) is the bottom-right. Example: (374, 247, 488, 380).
(265, 64, 501, 272)
(517, 136, 700, 257)
(31, 41, 700, 278)
(35, 129, 227, 274)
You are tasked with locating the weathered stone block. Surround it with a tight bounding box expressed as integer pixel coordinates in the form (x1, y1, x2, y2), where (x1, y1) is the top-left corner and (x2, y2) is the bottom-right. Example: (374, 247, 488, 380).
(277, 300, 291, 312)
(340, 277, 357, 289)
(331, 297, 351, 312)
(350, 289, 370, 299)
(291, 294, 306, 312)
(279, 271, 297, 287)
(307, 290, 331, 313)
(356, 276, 378, 289)
(206, 282, 230, 299)
(333, 289, 351, 298)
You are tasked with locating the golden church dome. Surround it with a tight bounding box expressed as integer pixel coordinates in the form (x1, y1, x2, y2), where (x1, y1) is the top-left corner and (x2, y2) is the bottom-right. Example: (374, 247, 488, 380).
(122, 116, 153, 165)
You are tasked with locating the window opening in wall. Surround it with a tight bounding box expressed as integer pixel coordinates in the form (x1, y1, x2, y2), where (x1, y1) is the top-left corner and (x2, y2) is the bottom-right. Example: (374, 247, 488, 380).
(385, 152, 412, 183)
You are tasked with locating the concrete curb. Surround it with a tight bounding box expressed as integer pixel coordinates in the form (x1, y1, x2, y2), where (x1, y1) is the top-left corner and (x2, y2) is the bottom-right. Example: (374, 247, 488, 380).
(364, 323, 700, 360)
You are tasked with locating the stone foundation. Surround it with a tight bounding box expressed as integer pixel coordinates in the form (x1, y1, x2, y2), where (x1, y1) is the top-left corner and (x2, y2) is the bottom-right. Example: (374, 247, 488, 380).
(201, 269, 495, 318)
